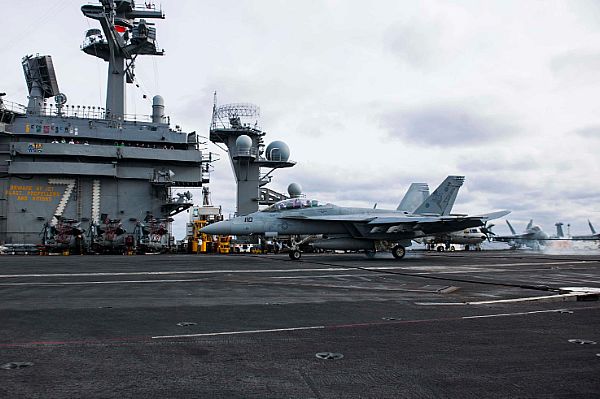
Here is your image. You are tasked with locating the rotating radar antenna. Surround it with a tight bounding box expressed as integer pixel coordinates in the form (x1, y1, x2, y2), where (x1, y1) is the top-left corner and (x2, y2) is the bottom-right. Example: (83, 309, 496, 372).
(211, 103, 260, 130)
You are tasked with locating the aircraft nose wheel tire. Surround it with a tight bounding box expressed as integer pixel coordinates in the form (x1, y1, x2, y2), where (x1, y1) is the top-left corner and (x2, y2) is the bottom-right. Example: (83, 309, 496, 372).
(391, 245, 406, 259)
(289, 250, 302, 260)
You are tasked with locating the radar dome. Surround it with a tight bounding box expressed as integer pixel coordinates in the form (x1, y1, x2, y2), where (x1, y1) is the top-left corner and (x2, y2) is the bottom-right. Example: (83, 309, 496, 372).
(236, 135, 253, 151)
(265, 140, 290, 161)
(152, 95, 164, 106)
(287, 183, 303, 198)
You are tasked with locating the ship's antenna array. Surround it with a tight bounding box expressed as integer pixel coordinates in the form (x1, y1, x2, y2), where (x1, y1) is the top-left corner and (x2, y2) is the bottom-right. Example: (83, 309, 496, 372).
(81, 0, 165, 119)
(211, 103, 261, 131)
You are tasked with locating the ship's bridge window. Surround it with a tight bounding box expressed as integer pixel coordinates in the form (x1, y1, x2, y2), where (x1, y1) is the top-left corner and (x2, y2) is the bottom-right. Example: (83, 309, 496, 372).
(263, 198, 323, 212)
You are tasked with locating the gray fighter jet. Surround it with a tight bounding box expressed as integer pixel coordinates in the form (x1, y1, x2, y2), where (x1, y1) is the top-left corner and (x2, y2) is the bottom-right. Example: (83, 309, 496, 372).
(201, 176, 510, 260)
(493, 219, 549, 250)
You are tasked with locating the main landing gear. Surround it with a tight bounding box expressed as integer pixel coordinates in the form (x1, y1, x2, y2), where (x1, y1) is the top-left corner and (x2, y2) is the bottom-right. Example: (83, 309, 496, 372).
(288, 244, 408, 260)
(391, 245, 406, 259)
(365, 245, 407, 260)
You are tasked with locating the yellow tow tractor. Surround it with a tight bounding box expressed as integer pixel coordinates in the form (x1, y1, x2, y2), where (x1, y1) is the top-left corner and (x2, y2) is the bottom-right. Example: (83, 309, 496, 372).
(186, 187, 230, 254)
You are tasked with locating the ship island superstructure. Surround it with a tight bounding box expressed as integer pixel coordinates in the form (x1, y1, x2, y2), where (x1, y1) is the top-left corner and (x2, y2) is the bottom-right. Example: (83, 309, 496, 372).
(0, 0, 212, 253)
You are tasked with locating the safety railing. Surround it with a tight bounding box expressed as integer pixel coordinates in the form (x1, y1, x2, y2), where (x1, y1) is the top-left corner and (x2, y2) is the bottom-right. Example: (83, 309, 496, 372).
(0, 100, 26, 114)
(4, 101, 156, 123)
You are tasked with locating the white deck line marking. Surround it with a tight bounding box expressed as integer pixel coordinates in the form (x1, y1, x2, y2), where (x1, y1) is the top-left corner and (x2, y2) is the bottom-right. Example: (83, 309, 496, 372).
(416, 293, 585, 306)
(153, 307, 583, 339)
(0, 280, 434, 291)
(0, 279, 212, 286)
(0, 261, 593, 279)
(0, 268, 351, 278)
(272, 273, 389, 279)
(462, 308, 573, 319)
(560, 287, 600, 293)
(152, 325, 325, 339)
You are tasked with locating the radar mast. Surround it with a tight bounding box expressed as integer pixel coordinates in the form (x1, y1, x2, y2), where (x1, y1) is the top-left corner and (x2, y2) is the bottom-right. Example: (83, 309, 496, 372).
(81, 0, 164, 119)
(210, 100, 296, 216)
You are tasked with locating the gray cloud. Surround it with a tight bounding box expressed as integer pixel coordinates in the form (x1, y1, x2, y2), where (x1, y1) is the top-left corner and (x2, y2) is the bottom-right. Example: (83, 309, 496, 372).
(379, 105, 516, 147)
(383, 24, 442, 69)
(574, 125, 600, 139)
(550, 51, 600, 83)
(566, 1, 600, 28)
(563, 190, 600, 201)
(467, 175, 534, 196)
(457, 158, 538, 173)
(278, 166, 431, 208)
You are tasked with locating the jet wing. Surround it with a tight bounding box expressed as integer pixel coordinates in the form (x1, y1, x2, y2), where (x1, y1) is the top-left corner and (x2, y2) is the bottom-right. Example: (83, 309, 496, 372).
(281, 210, 510, 226)
(281, 214, 443, 224)
(368, 210, 510, 226)
(281, 214, 378, 222)
(493, 233, 535, 242)
(571, 236, 600, 241)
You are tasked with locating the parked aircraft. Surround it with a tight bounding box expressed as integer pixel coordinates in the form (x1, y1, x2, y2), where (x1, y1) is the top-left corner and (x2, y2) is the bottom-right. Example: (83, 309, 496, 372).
(418, 226, 492, 251)
(493, 219, 549, 250)
(201, 176, 510, 260)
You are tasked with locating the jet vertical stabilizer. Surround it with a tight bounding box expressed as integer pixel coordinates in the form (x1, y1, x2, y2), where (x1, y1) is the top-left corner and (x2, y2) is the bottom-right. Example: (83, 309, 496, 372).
(397, 183, 429, 212)
(506, 220, 517, 235)
(526, 219, 534, 230)
(414, 176, 464, 216)
(589, 220, 597, 235)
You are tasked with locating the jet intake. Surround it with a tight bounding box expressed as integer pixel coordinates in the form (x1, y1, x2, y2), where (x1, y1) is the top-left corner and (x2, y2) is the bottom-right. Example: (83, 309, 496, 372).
(312, 238, 375, 251)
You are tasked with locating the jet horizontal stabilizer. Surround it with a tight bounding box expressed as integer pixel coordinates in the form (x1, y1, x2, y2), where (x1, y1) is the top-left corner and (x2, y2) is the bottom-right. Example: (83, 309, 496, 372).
(473, 210, 511, 220)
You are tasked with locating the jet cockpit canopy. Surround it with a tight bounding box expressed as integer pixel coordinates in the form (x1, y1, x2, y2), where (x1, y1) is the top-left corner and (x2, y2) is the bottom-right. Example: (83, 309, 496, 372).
(263, 198, 326, 212)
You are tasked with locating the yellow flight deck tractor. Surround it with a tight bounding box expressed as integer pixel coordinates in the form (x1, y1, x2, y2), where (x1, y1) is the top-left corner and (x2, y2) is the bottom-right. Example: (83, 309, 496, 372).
(217, 236, 231, 254)
(186, 187, 230, 254)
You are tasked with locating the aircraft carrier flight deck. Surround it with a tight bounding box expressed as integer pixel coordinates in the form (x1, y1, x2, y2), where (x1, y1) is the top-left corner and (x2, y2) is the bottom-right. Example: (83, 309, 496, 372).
(1, 251, 599, 398)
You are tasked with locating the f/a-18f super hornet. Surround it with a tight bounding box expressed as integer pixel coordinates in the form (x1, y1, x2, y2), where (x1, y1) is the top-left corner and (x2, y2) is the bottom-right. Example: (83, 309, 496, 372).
(201, 176, 510, 260)
(493, 219, 549, 250)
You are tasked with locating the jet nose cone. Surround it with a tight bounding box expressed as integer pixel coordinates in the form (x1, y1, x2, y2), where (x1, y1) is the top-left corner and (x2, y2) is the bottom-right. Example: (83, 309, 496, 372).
(200, 221, 231, 235)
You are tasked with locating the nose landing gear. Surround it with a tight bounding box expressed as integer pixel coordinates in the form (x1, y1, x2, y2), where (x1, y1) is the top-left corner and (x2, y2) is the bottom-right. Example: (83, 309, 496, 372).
(289, 249, 302, 260)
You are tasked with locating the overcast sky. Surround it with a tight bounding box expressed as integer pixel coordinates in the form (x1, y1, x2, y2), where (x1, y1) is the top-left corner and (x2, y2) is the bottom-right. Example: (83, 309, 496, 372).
(2, 0, 600, 238)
